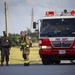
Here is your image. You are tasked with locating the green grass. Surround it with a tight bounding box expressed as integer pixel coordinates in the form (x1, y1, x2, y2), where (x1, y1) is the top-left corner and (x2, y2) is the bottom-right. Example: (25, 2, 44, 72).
(0, 47, 41, 64)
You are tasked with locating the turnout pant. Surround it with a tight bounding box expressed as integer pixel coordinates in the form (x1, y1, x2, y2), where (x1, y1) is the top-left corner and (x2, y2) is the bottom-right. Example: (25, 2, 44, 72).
(22, 48, 30, 64)
(22, 48, 30, 60)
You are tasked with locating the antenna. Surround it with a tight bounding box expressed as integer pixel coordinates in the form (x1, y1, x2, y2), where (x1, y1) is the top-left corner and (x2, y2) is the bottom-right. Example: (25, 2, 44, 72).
(31, 8, 34, 31)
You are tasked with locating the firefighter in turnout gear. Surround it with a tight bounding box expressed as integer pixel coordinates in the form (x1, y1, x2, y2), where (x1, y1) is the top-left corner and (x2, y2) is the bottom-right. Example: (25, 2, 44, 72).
(0, 31, 11, 66)
(20, 31, 30, 66)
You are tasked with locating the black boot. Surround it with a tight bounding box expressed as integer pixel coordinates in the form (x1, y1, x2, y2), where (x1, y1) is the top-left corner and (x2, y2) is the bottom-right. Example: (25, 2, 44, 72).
(24, 63, 29, 66)
(6, 62, 9, 66)
(1, 62, 3, 66)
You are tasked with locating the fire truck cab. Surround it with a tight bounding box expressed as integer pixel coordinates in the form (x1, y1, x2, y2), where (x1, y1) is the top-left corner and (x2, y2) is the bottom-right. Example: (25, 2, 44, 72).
(33, 10, 75, 65)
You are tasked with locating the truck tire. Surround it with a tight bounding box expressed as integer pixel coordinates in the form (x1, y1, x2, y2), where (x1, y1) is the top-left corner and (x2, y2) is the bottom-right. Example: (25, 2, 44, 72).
(55, 60, 60, 64)
(50, 60, 54, 64)
(41, 56, 50, 65)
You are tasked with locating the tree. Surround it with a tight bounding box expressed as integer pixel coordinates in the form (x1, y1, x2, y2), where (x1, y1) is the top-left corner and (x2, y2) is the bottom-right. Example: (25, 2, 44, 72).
(9, 33, 20, 46)
(24, 28, 32, 35)
(25, 28, 39, 43)
(8, 28, 39, 47)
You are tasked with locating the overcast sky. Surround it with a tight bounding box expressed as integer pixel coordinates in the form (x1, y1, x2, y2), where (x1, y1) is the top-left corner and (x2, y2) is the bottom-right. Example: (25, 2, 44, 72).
(0, 0, 75, 35)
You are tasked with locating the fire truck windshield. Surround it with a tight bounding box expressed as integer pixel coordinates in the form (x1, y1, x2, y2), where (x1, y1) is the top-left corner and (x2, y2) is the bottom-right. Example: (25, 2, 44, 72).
(40, 18, 75, 37)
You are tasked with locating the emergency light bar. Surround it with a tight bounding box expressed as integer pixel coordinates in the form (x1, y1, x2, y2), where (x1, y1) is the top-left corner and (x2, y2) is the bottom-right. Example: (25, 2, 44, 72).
(71, 10, 75, 15)
(46, 11, 54, 16)
(46, 10, 75, 16)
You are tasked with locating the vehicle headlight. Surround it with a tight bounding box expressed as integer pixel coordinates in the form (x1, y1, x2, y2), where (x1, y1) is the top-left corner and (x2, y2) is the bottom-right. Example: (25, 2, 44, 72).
(73, 46, 75, 48)
(42, 46, 47, 49)
(40, 46, 52, 49)
(39, 40, 42, 44)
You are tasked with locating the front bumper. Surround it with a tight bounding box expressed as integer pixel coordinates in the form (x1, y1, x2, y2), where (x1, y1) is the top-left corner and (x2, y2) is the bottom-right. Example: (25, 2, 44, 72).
(39, 49, 75, 60)
(40, 49, 75, 55)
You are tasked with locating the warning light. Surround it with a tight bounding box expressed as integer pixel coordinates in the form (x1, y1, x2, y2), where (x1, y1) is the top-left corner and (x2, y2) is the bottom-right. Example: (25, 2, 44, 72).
(71, 10, 75, 15)
(46, 11, 54, 16)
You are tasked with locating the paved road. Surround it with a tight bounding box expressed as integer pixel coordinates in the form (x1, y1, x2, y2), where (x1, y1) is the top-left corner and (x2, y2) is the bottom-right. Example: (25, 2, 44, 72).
(0, 63, 75, 75)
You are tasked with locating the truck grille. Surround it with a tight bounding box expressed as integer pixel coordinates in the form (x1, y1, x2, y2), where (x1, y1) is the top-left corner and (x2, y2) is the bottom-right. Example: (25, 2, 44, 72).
(51, 41, 72, 48)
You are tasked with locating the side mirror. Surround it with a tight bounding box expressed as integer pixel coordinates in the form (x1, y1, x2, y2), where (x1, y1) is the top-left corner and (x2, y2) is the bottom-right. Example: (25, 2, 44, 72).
(33, 22, 36, 29)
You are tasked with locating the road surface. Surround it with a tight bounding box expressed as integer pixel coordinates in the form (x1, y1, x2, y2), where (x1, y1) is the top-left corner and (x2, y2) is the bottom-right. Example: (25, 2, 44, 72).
(0, 63, 75, 75)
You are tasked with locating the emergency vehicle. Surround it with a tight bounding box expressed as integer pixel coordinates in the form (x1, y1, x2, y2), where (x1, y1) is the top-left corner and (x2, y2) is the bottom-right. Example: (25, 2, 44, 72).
(33, 10, 75, 65)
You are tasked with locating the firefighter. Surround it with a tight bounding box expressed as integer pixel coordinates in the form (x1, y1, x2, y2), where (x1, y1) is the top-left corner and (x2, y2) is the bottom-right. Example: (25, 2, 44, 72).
(0, 31, 11, 66)
(20, 31, 30, 66)
(61, 9, 68, 16)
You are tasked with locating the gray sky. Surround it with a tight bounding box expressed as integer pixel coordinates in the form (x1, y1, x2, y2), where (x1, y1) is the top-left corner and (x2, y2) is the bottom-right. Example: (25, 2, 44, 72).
(0, 0, 75, 35)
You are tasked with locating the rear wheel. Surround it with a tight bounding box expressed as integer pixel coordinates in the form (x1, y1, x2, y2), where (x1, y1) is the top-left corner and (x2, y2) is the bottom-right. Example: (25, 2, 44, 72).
(54, 60, 60, 64)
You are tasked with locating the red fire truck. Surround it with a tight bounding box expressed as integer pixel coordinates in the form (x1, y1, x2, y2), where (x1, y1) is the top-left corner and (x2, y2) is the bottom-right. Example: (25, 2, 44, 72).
(33, 10, 75, 65)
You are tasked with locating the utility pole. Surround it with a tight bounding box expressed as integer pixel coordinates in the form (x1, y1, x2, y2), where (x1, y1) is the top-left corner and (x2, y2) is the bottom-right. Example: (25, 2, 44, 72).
(4, 2, 8, 36)
(31, 8, 34, 31)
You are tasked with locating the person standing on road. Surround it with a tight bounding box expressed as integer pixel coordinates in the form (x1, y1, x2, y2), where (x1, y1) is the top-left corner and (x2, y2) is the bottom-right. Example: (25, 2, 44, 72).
(0, 31, 11, 66)
(20, 31, 30, 66)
